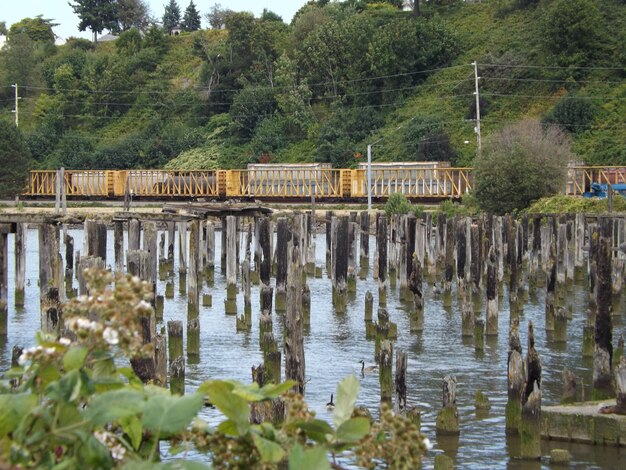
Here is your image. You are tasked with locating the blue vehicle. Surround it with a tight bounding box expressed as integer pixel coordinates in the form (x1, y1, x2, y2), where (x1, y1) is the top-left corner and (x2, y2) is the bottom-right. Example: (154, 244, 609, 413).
(583, 182, 626, 198)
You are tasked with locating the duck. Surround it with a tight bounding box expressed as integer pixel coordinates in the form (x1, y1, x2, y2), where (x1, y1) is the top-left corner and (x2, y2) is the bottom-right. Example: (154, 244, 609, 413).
(326, 394, 335, 411)
(359, 359, 378, 375)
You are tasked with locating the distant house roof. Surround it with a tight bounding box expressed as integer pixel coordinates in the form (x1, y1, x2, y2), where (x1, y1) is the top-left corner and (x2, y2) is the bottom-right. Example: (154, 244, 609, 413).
(98, 33, 118, 42)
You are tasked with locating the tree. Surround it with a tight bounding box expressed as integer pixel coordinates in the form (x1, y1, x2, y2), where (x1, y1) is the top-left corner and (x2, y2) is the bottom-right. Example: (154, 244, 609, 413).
(8, 16, 57, 43)
(0, 21, 7, 36)
(473, 119, 571, 215)
(0, 119, 32, 197)
(205, 3, 233, 29)
(113, 0, 151, 32)
(182, 1, 201, 32)
(162, 0, 181, 34)
(0, 33, 38, 87)
(69, 0, 118, 42)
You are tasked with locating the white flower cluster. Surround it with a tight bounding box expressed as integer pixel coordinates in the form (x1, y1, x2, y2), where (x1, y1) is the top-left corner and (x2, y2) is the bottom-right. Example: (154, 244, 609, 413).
(94, 431, 127, 461)
(67, 317, 103, 334)
(134, 300, 153, 313)
(102, 327, 119, 345)
(18, 345, 57, 366)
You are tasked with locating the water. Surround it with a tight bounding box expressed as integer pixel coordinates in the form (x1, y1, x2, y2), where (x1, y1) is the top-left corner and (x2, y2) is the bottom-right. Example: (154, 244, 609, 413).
(1, 228, 624, 469)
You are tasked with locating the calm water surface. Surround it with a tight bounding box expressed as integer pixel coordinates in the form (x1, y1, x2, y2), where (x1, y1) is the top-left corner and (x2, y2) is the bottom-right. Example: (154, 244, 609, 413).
(1, 227, 624, 469)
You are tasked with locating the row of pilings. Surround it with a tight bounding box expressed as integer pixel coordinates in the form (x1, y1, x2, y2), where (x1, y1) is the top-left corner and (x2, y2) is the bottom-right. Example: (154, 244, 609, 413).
(1, 210, 625, 461)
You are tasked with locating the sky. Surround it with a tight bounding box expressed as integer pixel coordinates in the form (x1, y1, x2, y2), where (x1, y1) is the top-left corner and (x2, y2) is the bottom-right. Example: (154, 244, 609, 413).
(1, 0, 309, 43)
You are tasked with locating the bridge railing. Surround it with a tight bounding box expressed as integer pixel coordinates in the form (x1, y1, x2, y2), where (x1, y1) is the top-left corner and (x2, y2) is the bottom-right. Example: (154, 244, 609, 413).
(25, 166, 626, 200)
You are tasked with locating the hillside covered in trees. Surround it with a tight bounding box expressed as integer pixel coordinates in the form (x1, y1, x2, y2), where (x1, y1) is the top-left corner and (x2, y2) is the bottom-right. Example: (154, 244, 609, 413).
(0, 0, 624, 174)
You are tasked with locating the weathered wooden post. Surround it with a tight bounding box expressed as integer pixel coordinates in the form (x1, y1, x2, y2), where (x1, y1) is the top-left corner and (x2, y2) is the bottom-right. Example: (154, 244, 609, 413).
(285, 229, 305, 395)
(14, 223, 26, 307)
(409, 253, 424, 333)
(325, 211, 333, 273)
(177, 219, 188, 279)
(154, 326, 167, 387)
(39, 223, 61, 306)
(224, 216, 238, 315)
(128, 218, 141, 252)
(347, 218, 357, 293)
(436, 375, 460, 436)
(456, 217, 470, 300)
(112, 220, 123, 273)
(545, 232, 557, 332)
(77, 256, 105, 296)
(593, 217, 614, 400)
(520, 321, 541, 460)
(615, 358, 626, 415)
(187, 318, 200, 365)
(529, 217, 541, 290)
(85, 219, 107, 264)
(364, 290, 373, 323)
(0, 228, 8, 335)
(485, 246, 498, 336)
(506, 319, 524, 434)
(331, 215, 349, 312)
(395, 349, 407, 412)
(167, 221, 175, 265)
(508, 217, 519, 315)
(443, 217, 454, 307)
(379, 340, 393, 404)
(400, 215, 417, 302)
(188, 220, 200, 318)
(168, 320, 184, 395)
(360, 211, 370, 268)
(204, 220, 215, 285)
(470, 221, 482, 303)
(556, 221, 567, 302)
(274, 217, 290, 312)
(142, 221, 158, 297)
(561, 368, 578, 404)
(377, 215, 388, 306)
(436, 213, 446, 269)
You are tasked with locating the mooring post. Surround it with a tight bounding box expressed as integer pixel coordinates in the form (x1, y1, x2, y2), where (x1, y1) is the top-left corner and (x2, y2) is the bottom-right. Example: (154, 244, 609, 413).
(506, 319, 524, 434)
(395, 349, 407, 413)
(593, 217, 614, 400)
(14, 223, 26, 307)
(285, 228, 305, 395)
(436, 375, 460, 436)
(520, 321, 541, 460)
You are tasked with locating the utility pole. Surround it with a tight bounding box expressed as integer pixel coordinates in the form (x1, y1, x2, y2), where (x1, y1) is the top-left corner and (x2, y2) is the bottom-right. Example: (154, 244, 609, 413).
(11, 83, 20, 127)
(472, 61, 481, 156)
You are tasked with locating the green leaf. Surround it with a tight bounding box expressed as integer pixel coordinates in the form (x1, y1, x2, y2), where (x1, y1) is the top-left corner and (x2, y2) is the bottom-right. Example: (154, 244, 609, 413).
(336, 417, 370, 443)
(85, 389, 146, 425)
(288, 445, 330, 470)
(333, 375, 360, 428)
(0, 393, 37, 437)
(200, 381, 250, 434)
(252, 434, 285, 463)
(232, 383, 265, 402)
(142, 392, 203, 435)
(260, 380, 296, 398)
(217, 419, 238, 436)
(63, 346, 88, 371)
(293, 419, 333, 443)
(121, 414, 143, 450)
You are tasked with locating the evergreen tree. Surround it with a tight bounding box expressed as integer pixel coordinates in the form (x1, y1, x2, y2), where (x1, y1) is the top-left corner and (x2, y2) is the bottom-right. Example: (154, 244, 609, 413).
(0, 120, 32, 197)
(162, 0, 181, 35)
(69, 0, 117, 42)
(182, 1, 202, 31)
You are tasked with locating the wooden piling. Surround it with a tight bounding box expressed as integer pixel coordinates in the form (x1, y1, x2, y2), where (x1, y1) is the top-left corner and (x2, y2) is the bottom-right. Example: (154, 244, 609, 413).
(128, 218, 141, 252)
(154, 326, 167, 387)
(14, 223, 26, 307)
(177, 221, 187, 275)
(167, 221, 175, 264)
(379, 340, 393, 404)
(85, 219, 107, 263)
(77, 256, 105, 296)
(114, 220, 124, 273)
(205, 221, 215, 285)
(364, 290, 373, 323)
(395, 349, 407, 412)
(443, 217, 454, 306)
(275, 217, 290, 312)
(377, 215, 388, 305)
(167, 320, 184, 394)
(470, 222, 482, 298)
(331, 215, 349, 311)
(616, 358, 626, 414)
(436, 375, 460, 435)
(285, 230, 305, 395)
(520, 321, 541, 460)
(485, 246, 498, 336)
(188, 220, 200, 317)
(545, 232, 557, 332)
(506, 319, 523, 434)
(187, 318, 200, 364)
(0, 228, 7, 334)
(360, 211, 370, 267)
(409, 253, 423, 333)
(593, 218, 613, 400)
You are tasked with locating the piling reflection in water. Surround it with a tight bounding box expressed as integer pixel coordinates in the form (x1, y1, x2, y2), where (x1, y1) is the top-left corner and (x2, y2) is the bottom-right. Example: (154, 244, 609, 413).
(0, 218, 624, 468)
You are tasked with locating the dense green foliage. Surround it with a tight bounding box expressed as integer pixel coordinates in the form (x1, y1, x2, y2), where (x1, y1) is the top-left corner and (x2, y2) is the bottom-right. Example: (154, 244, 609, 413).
(0, 0, 624, 174)
(0, 120, 32, 196)
(525, 194, 626, 214)
(473, 119, 571, 214)
(0, 270, 428, 469)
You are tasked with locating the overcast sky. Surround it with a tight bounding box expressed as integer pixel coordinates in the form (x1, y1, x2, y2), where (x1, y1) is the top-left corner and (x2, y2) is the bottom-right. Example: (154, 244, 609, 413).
(2, 0, 308, 43)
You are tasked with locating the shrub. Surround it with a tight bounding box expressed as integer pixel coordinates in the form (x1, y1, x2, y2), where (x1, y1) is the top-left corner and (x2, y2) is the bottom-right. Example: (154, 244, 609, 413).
(542, 96, 596, 134)
(473, 119, 571, 215)
(0, 119, 32, 197)
(385, 192, 424, 218)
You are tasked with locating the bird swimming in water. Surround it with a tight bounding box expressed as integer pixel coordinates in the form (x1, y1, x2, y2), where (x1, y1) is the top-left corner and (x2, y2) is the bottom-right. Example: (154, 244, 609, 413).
(359, 360, 378, 376)
(326, 394, 335, 411)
